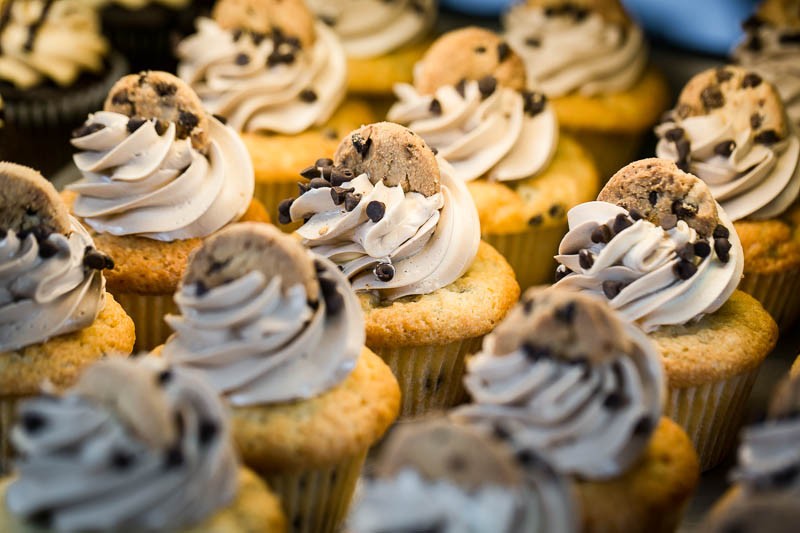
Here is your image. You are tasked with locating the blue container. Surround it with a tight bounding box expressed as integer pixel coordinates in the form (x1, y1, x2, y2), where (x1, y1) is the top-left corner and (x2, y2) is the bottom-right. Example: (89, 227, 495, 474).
(440, 0, 514, 17)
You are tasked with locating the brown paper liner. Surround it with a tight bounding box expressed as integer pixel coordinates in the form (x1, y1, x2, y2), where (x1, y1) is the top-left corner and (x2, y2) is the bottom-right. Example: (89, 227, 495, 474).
(483, 224, 566, 290)
(565, 129, 643, 183)
(254, 180, 302, 233)
(112, 292, 177, 352)
(738, 268, 800, 330)
(0, 397, 19, 476)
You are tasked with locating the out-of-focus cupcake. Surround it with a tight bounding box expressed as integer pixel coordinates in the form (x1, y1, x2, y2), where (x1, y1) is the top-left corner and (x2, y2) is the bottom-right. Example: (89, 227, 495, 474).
(502, 0, 669, 180)
(553, 158, 778, 470)
(282, 122, 520, 417)
(306, 0, 437, 97)
(63, 71, 268, 351)
(734, 0, 800, 129)
(0, 356, 287, 532)
(176, 0, 375, 226)
(453, 288, 699, 532)
(161, 222, 400, 533)
(656, 66, 800, 329)
(388, 26, 599, 289)
(349, 417, 579, 532)
(705, 373, 800, 533)
(0, 162, 135, 475)
(0, 0, 128, 175)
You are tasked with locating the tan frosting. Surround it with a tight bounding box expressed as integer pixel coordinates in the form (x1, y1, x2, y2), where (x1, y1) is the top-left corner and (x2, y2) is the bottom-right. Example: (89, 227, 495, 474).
(0, 0, 109, 90)
(68, 111, 254, 242)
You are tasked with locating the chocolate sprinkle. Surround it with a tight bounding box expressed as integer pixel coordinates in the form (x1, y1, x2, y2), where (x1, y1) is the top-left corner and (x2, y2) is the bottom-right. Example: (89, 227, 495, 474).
(38, 239, 59, 259)
(374, 262, 395, 282)
(455, 78, 467, 98)
(126, 117, 147, 133)
(164, 446, 184, 469)
(198, 420, 218, 446)
(497, 42, 511, 62)
(277, 198, 294, 225)
(523, 91, 547, 117)
(578, 249, 594, 269)
(528, 214, 543, 226)
(366, 201, 386, 222)
(554, 265, 572, 282)
(235, 53, 250, 66)
(316, 158, 334, 167)
(319, 275, 344, 315)
(713, 224, 730, 239)
(602, 280, 626, 300)
(344, 192, 362, 212)
(714, 140, 736, 157)
(694, 241, 711, 258)
(157, 369, 173, 385)
(591, 224, 612, 244)
(299, 89, 318, 103)
(603, 392, 629, 409)
(523, 343, 552, 361)
(300, 165, 320, 179)
(110, 449, 136, 470)
(715, 238, 732, 263)
(754, 129, 781, 145)
(477, 75, 497, 98)
(309, 177, 330, 189)
(71, 122, 105, 139)
(750, 113, 763, 130)
(664, 127, 684, 142)
(633, 416, 653, 436)
(429, 98, 442, 116)
(613, 213, 633, 234)
(330, 186, 352, 205)
(21, 412, 47, 434)
(677, 242, 695, 261)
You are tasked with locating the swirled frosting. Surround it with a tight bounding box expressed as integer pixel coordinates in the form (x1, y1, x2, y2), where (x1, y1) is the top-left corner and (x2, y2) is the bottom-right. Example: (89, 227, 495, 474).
(0, 217, 105, 352)
(288, 160, 480, 300)
(0, 0, 109, 90)
(177, 19, 346, 135)
(503, 4, 646, 96)
(349, 468, 577, 533)
(552, 201, 743, 332)
(733, 416, 800, 492)
(6, 357, 239, 531)
(307, 0, 436, 58)
(67, 111, 253, 241)
(387, 80, 558, 182)
(162, 255, 364, 406)
(453, 311, 663, 480)
(656, 115, 800, 221)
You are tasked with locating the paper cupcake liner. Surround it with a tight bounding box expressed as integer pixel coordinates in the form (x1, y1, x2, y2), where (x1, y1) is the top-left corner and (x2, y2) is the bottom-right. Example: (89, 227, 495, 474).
(738, 268, 800, 330)
(483, 224, 567, 290)
(0, 397, 19, 476)
(565, 129, 642, 183)
(255, 179, 302, 233)
(260, 452, 366, 533)
(112, 292, 177, 352)
(372, 337, 484, 418)
(665, 368, 761, 471)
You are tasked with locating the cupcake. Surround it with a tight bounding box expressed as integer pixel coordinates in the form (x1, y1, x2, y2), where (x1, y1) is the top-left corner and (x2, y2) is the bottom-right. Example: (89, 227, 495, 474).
(0, 356, 286, 532)
(387, 26, 599, 289)
(734, 0, 800, 129)
(176, 0, 375, 225)
(161, 222, 400, 533)
(306, 0, 437, 97)
(349, 417, 580, 532)
(0, 162, 135, 475)
(453, 288, 700, 532)
(656, 66, 800, 329)
(705, 373, 800, 533)
(0, 0, 128, 176)
(63, 71, 268, 351)
(553, 158, 778, 470)
(502, 0, 670, 179)
(282, 122, 520, 417)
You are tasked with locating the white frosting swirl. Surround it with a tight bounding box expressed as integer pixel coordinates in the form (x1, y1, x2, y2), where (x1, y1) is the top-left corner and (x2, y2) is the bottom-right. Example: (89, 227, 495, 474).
(503, 5, 646, 97)
(388, 80, 558, 182)
(162, 256, 364, 406)
(656, 114, 800, 222)
(177, 18, 346, 135)
(68, 111, 253, 242)
(307, 0, 436, 58)
(6, 357, 239, 531)
(453, 317, 663, 480)
(0, 0, 109, 89)
(733, 416, 800, 491)
(289, 161, 480, 300)
(0, 217, 105, 352)
(553, 202, 743, 332)
(349, 468, 577, 533)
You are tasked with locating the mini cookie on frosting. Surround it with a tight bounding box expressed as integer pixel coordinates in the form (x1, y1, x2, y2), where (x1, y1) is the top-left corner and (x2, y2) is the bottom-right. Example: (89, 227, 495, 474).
(349, 417, 579, 533)
(656, 66, 800, 222)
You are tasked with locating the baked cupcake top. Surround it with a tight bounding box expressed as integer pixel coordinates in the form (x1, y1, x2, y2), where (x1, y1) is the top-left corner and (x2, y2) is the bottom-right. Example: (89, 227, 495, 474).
(502, 0, 646, 97)
(67, 71, 254, 242)
(307, 0, 436, 58)
(453, 288, 664, 480)
(734, 0, 800, 127)
(176, 0, 346, 135)
(162, 222, 364, 406)
(6, 356, 239, 531)
(282, 122, 481, 300)
(349, 417, 578, 533)
(0, 162, 110, 353)
(387, 26, 558, 183)
(656, 66, 800, 221)
(553, 159, 744, 332)
(705, 493, 800, 533)
(0, 0, 109, 90)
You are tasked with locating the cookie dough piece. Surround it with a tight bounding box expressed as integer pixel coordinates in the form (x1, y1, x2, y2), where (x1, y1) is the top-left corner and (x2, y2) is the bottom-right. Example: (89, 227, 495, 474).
(523, 0, 632, 27)
(675, 66, 788, 143)
(0, 162, 70, 236)
(414, 27, 526, 95)
(212, 0, 316, 49)
(334, 122, 440, 197)
(183, 222, 320, 302)
(104, 71, 210, 153)
(598, 158, 720, 238)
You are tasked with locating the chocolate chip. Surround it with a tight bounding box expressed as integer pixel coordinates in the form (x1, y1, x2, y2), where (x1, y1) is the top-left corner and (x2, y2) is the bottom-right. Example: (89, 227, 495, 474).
(528, 214, 543, 226)
(315, 157, 333, 168)
(714, 140, 736, 157)
(750, 113, 763, 130)
(602, 280, 626, 300)
(277, 198, 294, 225)
(771, 465, 800, 487)
(297, 182, 309, 194)
(554, 265, 572, 281)
(716, 68, 733, 83)
(497, 41, 511, 62)
(164, 446, 184, 469)
(747, 34, 763, 51)
(664, 127, 684, 142)
(492, 423, 511, 441)
(71, 122, 105, 139)
(366, 201, 386, 222)
(126, 117, 147, 133)
(549, 204, 564, 218)
(555, 301, 576, 324)
(153, 119, 169, 136)
(198, 420, 218, 446)
(110, 449, 136, 470)
(779, 32, 800, 44)
(660, 214, 678, 231)
(629, 209, 643, 221)
(299, 89, 317, 103)
(677, 242, 695, 261)
(613, 213, 633, 234)
(374, 262, 395, 282)
(157, 369, 173, 385)
(83, 249, 110, 270)
(21, 411, 46, 433)
(603, 392, 629, 409)
(344, 192, 361, 212)
(38, 239, 59, 259)
(671, 199, 697, 219)
(715, 238, 732, 263)
(195, 281, 208, 296)
(741, 72, 763, 89)
(154, 82, 177, 96)
(352, 132, 372, 158)
(330, 168, 354, 186)
(319, 275, 344, 315)
(578, 249, 594, 269)
(267, 50, 296, 67)
(742, 15, 763, 31)
(525, 36, 541, 47)
(694, 240, 711, 258)
(309, 177, 330, 189)
(474, 45, 486, 53)
(755, 129, 781, 145)
(713, 224, 730, 239)
(674, 259, 698, 280)
(300, 165, 320, 179)
(235, 52, 250, 65)
(648, 190, 658, 206)
(111, 89, 131, 106)
(591, 224, 612, 244)
(515, 449, 539, 467)
(701, 86, 725, 110)
(455, 78, 467, 98)
(477, 75, 497, 98)
(522, 91, 547, 117)
(429, 98, 442, 116)
(177, 110, 199, 138)
(633, 416, 653, 435)
(330, 186, 352, 206)
(523, 343, 551, 361)
(676, 138, 691, 162)
(212, 114, 227, 125)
